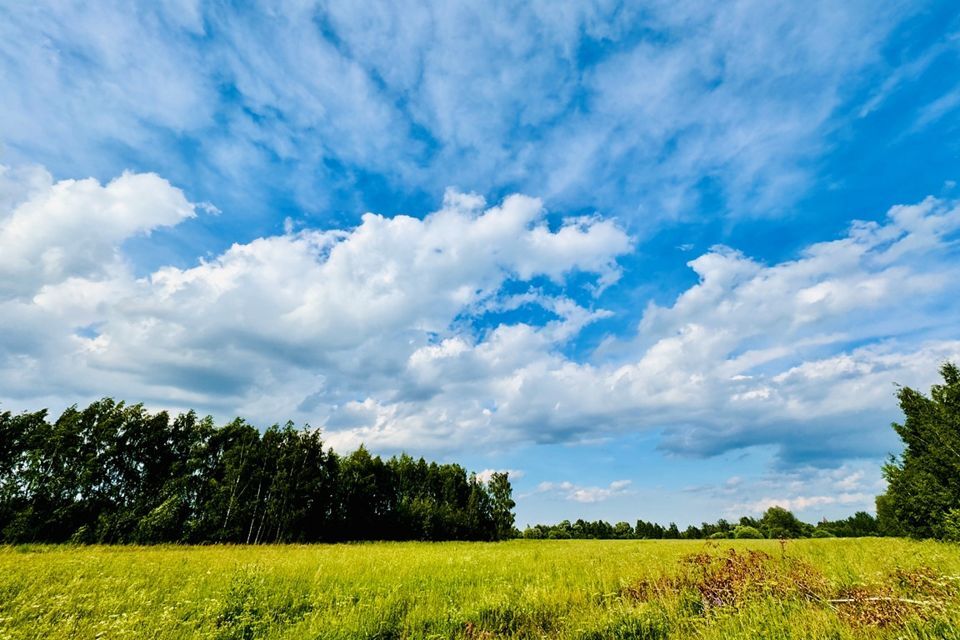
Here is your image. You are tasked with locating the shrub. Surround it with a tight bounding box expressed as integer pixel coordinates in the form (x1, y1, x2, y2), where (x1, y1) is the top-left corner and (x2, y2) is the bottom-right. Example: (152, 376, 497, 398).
(707, 531, 728, 539)
(733, 525, 764, 539)
(812, 529, 835, 538)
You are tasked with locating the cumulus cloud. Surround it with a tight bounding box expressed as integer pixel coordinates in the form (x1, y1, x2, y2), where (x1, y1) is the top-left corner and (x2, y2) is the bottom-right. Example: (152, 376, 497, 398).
(1, 163, 958, 470)
(329, 191, 960, 456)
(530, 480, 634, 503)
(0, 164, 197, 297)
(0, 164, 630, 421)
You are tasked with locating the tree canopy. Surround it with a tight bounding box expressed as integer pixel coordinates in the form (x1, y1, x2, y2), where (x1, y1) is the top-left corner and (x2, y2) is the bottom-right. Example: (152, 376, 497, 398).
(878, 362, 960, 539)
(0, 399, 515, 544)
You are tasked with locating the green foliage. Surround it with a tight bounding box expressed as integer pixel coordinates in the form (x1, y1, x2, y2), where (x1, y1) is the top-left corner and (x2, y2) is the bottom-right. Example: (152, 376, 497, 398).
(527, 508, 876, 541)
(942, 509, 960, 542)
(814, 511, 879, 538)
(488, 471, 516, 541)
(812, 529, 835, 538)
(0, 399, 514, 544)
(760, 506, 809, 538)
(733, 525, 764, 539)
(876, 492, 905, 536)
(881, 362, 960, 539)
(134, 495, 188, 544)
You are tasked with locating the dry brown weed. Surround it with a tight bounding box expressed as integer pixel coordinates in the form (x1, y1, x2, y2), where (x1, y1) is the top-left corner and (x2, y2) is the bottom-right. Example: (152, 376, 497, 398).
(621, 546, 959, 629)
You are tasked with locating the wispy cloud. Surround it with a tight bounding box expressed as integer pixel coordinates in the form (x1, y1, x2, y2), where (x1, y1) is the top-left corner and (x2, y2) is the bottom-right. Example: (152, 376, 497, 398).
(912, 87, 960, 132)
(857, 31, 960, 118)
(0, 1, 921, 226)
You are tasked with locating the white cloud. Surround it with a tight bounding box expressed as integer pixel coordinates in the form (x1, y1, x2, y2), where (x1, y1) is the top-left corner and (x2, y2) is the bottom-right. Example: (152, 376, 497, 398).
(912, 87, 960, 132)
(684, 461, 886, 517)
(475, 469, 525, 484)
(0, 164, 631, 427)
(0, 3, 216, 169)
(1, 163, 958, 469)
(0, 164, 197, 297)
(531, 479, 634, 503)
(0, 1, 922, 221)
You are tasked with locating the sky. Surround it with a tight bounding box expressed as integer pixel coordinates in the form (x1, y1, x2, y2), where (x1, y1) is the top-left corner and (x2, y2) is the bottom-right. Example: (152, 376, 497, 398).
(1, 0, 959, 528)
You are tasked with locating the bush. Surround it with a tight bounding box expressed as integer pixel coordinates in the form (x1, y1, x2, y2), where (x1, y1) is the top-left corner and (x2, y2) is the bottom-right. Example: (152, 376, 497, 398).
(733, 525, 764, 539)
(812, 529, 835, 538)
(707, 531, 728, 539)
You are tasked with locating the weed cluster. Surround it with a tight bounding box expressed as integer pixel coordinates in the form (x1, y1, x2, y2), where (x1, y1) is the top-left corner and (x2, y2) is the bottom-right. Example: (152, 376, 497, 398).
(622, 545, 960, 631)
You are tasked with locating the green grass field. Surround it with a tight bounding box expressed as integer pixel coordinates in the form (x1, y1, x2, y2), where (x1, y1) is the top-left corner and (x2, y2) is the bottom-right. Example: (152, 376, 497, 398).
(2, 539, 959, 639)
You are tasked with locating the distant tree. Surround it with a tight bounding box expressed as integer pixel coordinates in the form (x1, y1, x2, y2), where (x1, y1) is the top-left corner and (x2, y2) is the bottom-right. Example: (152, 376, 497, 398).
(715, 518, 731, 534)
(760, 506, 808, 538)
(815, 511, 878, 538)
(521, 525, 543, 539)
(488, 472, 516, 541)
(548, 520, 573, 539)
(682, 524, 702, 539)
(878, 363, 960, 538)
(635, 520, 657, 539)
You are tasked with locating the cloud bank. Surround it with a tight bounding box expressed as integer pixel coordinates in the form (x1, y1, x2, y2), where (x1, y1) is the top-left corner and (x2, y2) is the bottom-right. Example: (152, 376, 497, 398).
(1, 163, 958, 469)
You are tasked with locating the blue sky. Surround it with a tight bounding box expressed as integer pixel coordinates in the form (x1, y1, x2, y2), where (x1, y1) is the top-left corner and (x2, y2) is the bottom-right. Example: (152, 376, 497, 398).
(1, 0, 959, 526)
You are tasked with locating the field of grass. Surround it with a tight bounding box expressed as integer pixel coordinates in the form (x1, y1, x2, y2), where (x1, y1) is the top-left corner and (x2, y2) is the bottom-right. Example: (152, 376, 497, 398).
(2, 539, 960, 639)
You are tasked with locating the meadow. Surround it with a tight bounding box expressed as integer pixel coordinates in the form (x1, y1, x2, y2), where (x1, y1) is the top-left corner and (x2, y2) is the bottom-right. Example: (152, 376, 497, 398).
(2, 539, 960, 639)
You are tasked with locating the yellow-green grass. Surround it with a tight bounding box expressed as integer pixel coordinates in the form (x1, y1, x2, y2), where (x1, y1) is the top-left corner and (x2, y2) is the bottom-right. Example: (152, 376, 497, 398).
(1, 538, 959, 639)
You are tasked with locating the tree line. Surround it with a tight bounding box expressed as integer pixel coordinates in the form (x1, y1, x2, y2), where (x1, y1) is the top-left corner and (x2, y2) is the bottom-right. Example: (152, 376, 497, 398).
(1, 363, 957, 544)
(522, 507, 881, 540)
(0, 399, 516, 544)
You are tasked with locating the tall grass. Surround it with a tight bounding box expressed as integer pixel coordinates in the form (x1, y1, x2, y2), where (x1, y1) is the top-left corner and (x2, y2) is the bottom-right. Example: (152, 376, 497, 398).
(1, 539, 958, 639)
